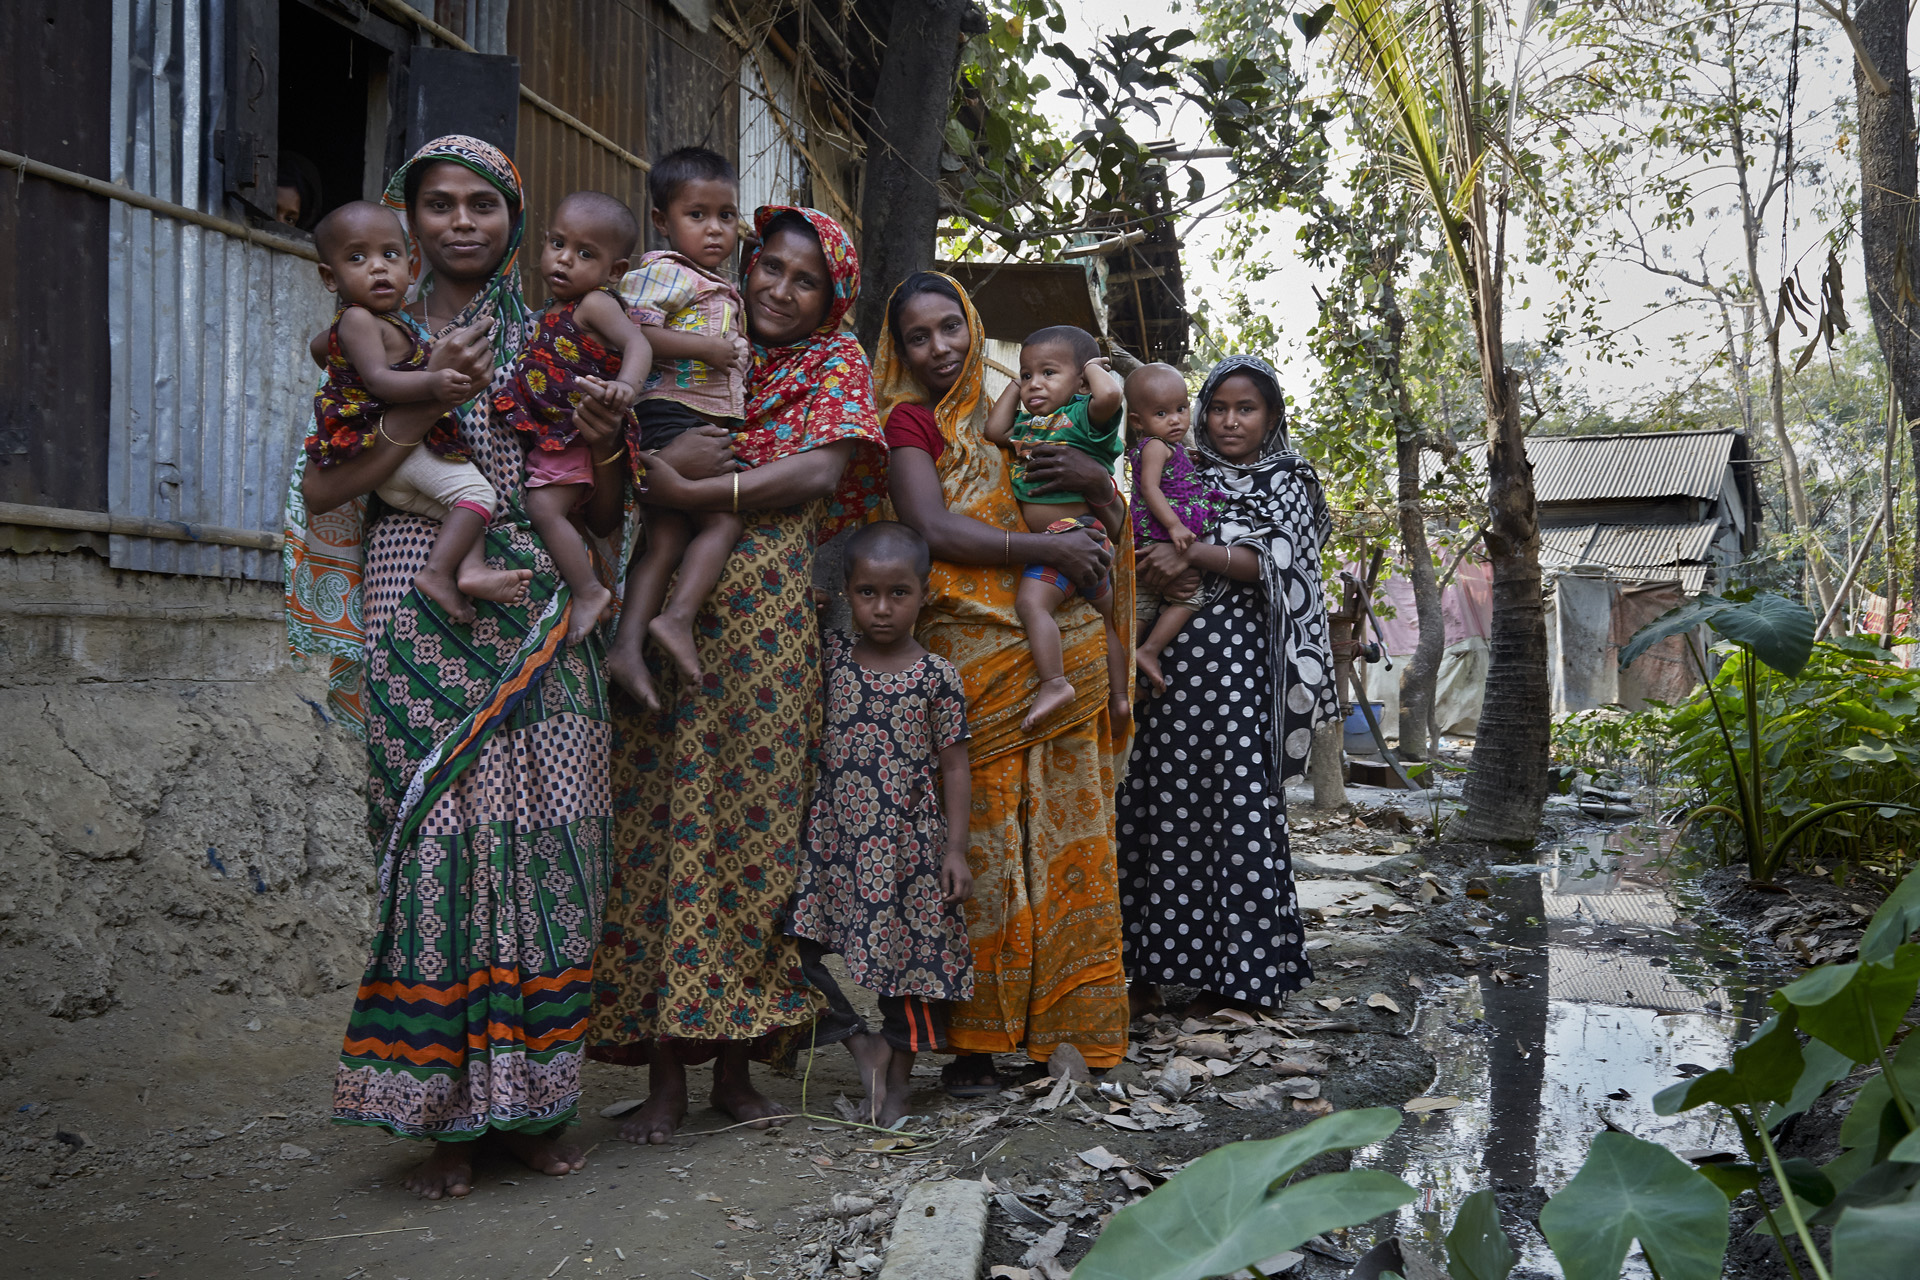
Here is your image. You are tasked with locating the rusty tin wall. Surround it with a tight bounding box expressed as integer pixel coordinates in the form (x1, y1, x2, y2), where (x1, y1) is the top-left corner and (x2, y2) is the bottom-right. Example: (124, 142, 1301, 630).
(107, 0, 332, 581)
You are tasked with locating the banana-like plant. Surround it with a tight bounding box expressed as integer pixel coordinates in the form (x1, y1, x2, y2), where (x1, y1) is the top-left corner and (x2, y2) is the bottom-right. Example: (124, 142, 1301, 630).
(1323, 0, 1553, 847)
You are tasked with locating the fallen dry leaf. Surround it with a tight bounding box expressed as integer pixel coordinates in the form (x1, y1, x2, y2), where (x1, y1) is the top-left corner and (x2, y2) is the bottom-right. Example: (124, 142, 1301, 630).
(1175, 1034, 1233, 1061)
(990, 1268, 1032, 1280)
(868, 1136, 917, 1152)
(1292, 1098, 1334, 1116)
(1491, 969, 1518, 985)
(1333, 959, 1368, 970)
(1367, 993, 1401, 1014)
(1102, 1112, 1148, 1131)
(1314, 997, 1345, 1012)
(1077, 1145, 1124, 1170)
(696, 1191, 723, 1202)
(1404, 1095, 1464, 1113)
(1407, 975, 1428, 992)
(810, 1155, 834, 1168)
(1205, 1058, 1239, 1077)
(1118, 1168, 1155, 1192)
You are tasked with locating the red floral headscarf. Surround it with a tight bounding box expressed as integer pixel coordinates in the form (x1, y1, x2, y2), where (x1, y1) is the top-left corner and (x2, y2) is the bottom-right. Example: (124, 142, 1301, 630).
(736, 205, 885, 542)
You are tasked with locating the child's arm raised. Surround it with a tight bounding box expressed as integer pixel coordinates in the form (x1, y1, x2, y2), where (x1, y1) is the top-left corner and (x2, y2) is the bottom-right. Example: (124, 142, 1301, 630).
(1136, 438, 1195, 552)
(937, 739, 973, 905)
(574, 289, 654, 412)
(1084, 356, 1123, 424)
(983, 380, 1021, 445)
(339, 306, 474, 405)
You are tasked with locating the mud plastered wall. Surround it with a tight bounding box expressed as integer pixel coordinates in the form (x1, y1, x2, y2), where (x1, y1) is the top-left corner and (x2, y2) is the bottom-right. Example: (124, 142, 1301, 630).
(0, 550, 371, 1071)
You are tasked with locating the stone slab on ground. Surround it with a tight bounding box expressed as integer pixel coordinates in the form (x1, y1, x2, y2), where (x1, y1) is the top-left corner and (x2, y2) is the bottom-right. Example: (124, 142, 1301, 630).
(879, 1177, 989, 1280)
(1294, 881, 1401, 913)
(1293, 849, 1425, 878)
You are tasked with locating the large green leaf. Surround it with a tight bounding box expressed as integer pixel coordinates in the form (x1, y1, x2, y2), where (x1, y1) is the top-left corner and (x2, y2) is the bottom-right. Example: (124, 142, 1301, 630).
(1763, 1037, 1854, 1128)
(1774, 945, 1920, 1062)
(1619, 596, 1727, 671)
(1708, 593, 1817, 675)
(1537, 1132, 1729, 1280)
(1070, 1109, 1414, 1280)
(1839, 1035, 1920, 1150)
(1831, 1198, 1920, 1280)
(1445, 1188, 1515, 1280)
(1860, 865, 1920, 964)
(1652, 1011, 1803, 1115)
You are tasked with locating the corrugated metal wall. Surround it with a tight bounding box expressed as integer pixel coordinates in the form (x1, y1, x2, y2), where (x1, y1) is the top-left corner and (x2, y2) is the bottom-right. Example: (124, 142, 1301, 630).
(739, 52, 806, 216)
(507, 0, 652, 307)
(107, 0, 332, 580)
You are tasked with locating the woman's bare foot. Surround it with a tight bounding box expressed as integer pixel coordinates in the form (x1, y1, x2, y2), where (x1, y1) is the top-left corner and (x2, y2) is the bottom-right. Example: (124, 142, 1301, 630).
(498, 1128, 586, 1177)
(1022, 676, 1075, 731)
(648, 612, 704, 683)
(845, 1034, 892, 1125)
(1135, 649, 1167, 696)
(566, 581, 616, 646)
(403, 1140, 474, 1200)
(618, 1077, 688, 1146)
(1129, 981, 1164, 1021)
(712, 1047, 788, 1130)
(414, 566, 476, 624)
(606, 643, 661, 712)
(460, 562, 533, 607)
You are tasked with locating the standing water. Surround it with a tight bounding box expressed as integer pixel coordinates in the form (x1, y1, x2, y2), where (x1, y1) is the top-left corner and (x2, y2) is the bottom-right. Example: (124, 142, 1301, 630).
(1350, 822, 1791, 1276)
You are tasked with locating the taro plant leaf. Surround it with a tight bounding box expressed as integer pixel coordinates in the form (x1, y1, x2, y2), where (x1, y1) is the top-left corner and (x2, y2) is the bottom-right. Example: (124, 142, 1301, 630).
(1708, 592, 1817, 676)
(1069, 1108, 1414, 1280)
(1537, 1131, 1730, 1280)
(1804, 1159, 1920, 1227)
(1763, 1036, 1854, 1128)
(1779, 1157, 1837, 1206)
(1830, 1199, 1920, 1280)
(1888, 1128, 1920, 1162)
(1619, 596, 1729, 670)
(1444, 1187, 1516, 1280)
(1652, 1010, 1803, 1115)
(1838, 1034, 1920, 1150)
(1774, 944, 1920, 1062)
(1694, 1160, 1764, 1201)
(1860, 865, 1920, 964)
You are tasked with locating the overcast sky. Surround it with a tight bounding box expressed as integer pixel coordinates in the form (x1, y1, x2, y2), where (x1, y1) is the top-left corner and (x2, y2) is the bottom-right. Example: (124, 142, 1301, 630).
(1046, 0, 1870, 419)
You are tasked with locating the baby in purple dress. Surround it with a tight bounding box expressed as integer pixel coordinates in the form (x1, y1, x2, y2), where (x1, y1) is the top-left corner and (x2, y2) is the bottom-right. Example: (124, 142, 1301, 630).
(1126, 363, 1224, 694)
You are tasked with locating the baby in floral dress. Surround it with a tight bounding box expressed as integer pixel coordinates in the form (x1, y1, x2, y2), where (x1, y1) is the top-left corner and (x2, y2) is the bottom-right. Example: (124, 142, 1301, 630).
(787, 521, 974, 1126)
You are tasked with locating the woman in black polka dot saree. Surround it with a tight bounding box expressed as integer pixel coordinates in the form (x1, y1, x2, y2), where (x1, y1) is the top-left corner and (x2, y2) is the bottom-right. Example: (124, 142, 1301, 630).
(1116, 354, 1338, 1017)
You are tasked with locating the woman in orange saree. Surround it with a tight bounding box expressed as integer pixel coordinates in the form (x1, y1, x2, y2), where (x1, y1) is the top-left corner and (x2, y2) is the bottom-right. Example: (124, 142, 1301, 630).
(876, 273, 1134, 1087)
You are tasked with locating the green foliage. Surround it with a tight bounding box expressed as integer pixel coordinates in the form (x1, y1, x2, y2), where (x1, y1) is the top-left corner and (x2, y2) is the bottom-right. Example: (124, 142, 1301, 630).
(1443, 1188, 1515, 1280)
(1537, 1131, 1731, 1280)
(1658, 636, 1920, 875)
(1550, 706, 1675, 791)
(1068, 1108, 1414, 1280)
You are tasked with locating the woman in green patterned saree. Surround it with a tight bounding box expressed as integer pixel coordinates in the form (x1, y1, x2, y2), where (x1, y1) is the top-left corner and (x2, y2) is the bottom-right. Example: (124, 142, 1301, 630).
(286, 136, 732, 1199)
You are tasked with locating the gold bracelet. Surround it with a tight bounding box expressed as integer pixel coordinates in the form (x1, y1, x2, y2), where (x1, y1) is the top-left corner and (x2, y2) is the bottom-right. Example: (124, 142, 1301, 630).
(594, 446, 627, 467)
(1003, 530, 1011, 564)
(376, 420, 424, 449)
(732, 470, 740, 513)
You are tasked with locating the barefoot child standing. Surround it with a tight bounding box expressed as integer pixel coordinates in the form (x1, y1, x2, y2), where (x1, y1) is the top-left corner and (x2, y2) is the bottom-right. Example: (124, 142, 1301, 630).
(306, 201, 531, 622)
(984, 325, 1130, 731)
(1125, 363, 1223, 695)
(495, 190, 654, 645)
(606, 147, 752, 709)
(787, 522, 974, 1127)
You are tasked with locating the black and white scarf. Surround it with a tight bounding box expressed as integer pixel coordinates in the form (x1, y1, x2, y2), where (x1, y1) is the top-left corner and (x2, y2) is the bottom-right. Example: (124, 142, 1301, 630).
(1190, 354, 1339, 787)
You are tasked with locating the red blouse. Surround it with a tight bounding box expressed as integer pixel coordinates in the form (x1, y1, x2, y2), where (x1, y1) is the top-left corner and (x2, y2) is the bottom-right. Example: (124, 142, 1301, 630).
(882, 402, 944, 463)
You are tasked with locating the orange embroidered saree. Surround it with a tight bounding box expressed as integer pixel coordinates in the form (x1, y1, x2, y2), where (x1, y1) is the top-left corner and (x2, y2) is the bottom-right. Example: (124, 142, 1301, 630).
(875, 279, 1132, 1067)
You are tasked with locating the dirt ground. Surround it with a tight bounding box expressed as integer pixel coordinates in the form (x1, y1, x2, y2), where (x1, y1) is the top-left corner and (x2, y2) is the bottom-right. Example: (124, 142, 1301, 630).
(2, 789, 1515, 1280)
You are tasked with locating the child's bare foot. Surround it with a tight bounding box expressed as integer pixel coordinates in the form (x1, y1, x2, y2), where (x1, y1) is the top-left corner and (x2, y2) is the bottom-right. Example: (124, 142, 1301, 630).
(459, 562, 533, 607)
(648, 613, 704, 684)
(1110, 691, 1132, 731)
(1135, 649, 1167, 696)
(846, 1034, 892, 1125)
(606, 645, 661, 712)
(566, 581, 615, 646)
(876, 1084, 913, 1129)
(1022, 676, 1075, 732)
(414, 566, 475, 624)
(498, 1128, 586, 1177)
(618, 1078, 687, 1146)
(403, 1140, 473, 1199)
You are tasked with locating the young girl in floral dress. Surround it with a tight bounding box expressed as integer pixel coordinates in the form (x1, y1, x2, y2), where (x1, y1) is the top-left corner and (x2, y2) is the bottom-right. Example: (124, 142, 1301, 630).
(788, 521, 974, 1126)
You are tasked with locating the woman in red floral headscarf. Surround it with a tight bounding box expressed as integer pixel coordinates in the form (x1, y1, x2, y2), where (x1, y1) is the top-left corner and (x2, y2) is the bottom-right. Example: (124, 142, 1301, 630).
(589, 207, 886, 1141)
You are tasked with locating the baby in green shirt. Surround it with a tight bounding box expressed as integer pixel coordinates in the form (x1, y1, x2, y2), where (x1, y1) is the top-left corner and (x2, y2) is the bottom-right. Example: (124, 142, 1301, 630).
(985, 325, 1130, 731)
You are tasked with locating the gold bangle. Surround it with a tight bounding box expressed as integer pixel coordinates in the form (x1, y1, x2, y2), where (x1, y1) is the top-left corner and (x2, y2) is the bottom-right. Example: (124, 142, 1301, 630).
(732, 470, 740, 513)
(1003, 530, 1011, 564)
(376, 420, 424, 449)
(594, 446, 627, 467)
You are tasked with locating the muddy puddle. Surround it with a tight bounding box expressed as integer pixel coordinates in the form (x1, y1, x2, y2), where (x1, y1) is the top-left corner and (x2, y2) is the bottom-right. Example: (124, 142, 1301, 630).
(1351, 822, 1794, 1276)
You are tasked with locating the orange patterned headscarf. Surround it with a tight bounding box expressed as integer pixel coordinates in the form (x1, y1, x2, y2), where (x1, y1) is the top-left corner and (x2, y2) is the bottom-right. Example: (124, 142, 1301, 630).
(736, 205, 884, 542)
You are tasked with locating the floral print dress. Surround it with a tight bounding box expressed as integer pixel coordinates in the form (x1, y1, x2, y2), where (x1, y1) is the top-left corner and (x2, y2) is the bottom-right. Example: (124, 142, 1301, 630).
(788, 630, 974, 1001)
